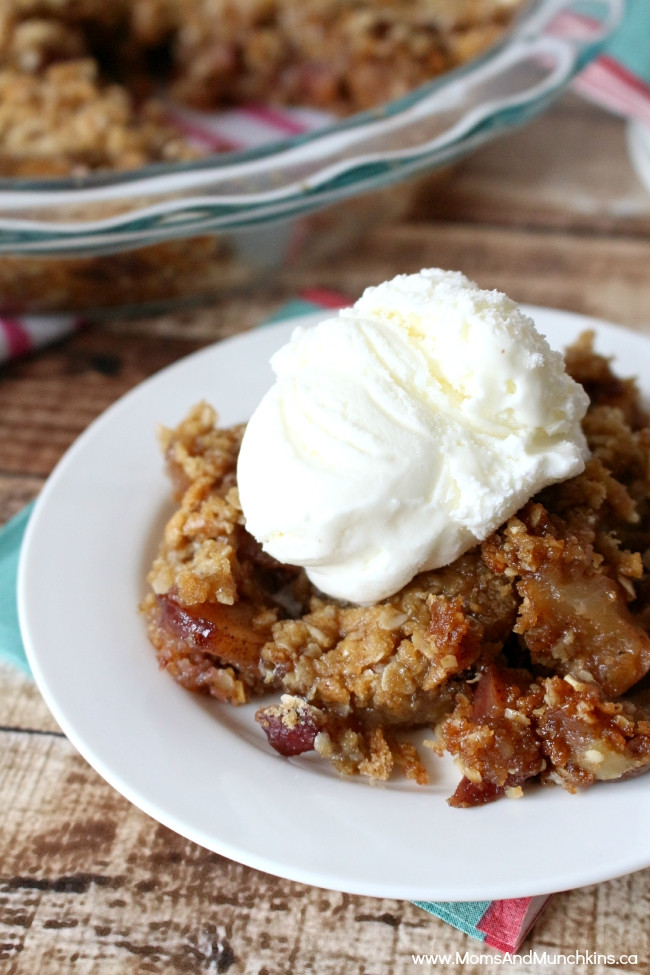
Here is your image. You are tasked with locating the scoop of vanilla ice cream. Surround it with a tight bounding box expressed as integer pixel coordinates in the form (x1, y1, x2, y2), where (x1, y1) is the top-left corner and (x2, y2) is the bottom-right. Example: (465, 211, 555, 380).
(237, 269, 590, 604)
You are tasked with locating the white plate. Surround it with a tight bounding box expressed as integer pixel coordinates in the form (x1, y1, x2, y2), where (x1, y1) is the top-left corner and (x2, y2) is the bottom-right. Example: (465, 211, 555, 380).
(18, 305, 650, 902)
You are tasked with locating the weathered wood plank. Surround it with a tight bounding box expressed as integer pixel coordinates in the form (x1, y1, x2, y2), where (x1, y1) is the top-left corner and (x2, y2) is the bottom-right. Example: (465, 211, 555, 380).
(278, 221, 650, 331)
(0, 474, 41, 524)
(0, 725, 648, 974)
(0, 330, 205, 477)
(411, 94, 650, 236)
(0, 664, 59, 734)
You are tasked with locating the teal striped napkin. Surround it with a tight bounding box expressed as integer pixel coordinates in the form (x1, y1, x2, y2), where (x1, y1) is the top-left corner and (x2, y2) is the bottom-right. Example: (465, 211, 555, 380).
(0, 503, 33, 674)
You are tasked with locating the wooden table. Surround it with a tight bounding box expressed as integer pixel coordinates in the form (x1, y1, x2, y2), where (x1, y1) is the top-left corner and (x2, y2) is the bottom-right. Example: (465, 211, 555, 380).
(2, 93, 650, 974)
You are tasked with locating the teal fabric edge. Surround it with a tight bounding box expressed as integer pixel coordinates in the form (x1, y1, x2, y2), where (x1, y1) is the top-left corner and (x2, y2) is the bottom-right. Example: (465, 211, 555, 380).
(604, 0, 650, 84)
(413, 901, 490, 941)
(0, 501, 34, 674)
(261, 297, 328, 324)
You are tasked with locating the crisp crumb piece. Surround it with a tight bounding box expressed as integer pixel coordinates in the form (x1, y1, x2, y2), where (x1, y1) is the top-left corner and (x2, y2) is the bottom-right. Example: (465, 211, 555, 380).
(505, 786, 524, 799)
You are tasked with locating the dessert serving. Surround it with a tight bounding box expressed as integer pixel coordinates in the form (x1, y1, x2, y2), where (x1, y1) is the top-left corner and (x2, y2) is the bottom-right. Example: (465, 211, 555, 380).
(141, 269, 650, 807)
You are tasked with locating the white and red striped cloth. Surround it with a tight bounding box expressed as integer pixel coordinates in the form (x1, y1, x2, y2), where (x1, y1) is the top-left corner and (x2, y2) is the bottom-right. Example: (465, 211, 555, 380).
(574, 51, 650, 126)
(164, 102, 331, 153)
(0, 313, 84, 363)
(551, 6, 650, 125)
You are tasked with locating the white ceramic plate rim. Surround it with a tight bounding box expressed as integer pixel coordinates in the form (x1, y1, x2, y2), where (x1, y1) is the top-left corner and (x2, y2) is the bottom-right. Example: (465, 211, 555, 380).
(18, 304, 650, 901)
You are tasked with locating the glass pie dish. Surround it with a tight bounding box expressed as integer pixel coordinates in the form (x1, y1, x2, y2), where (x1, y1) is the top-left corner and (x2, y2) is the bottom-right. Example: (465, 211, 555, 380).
(0, 0, 622, 315)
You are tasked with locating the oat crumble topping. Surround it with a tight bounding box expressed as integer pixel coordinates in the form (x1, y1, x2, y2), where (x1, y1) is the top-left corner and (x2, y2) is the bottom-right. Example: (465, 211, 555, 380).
(0, 0, 525, 176)
(141, 334, 650, 805)
(0, 1, 525, 314)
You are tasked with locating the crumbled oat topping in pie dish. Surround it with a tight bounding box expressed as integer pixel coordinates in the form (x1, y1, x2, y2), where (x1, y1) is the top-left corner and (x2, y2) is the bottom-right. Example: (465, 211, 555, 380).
(141, 332, 650, 806)
(0, 0, 525, 176)
(0, 2, 526, 315)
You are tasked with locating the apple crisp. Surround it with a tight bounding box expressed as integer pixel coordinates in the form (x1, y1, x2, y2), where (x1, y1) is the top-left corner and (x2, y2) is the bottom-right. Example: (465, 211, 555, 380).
(158, 0, 525, 116)
(141, 332, 650, 806)
(0, 1, 524, 315)
(0, 0, 525, 177)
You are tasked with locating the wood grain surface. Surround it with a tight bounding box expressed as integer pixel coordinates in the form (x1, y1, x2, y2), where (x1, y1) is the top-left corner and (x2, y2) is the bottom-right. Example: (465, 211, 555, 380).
(2, 94, 650, 974)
